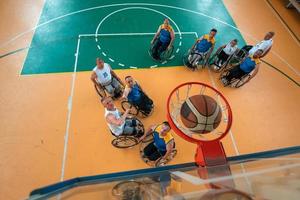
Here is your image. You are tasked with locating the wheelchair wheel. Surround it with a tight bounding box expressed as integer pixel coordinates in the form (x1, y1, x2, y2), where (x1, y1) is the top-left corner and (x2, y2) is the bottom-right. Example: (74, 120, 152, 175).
(94, 83, 106, 98)
(219, 70, 231, 87)
(134, 117, 145, 137)
(111, 136, 138, 148)
(234, 74, 251, 88)
(112, 180, 151, 200)
(121, 101, 139, 116)
(160, 45, 174, 61)
(155, 149, 177, 167)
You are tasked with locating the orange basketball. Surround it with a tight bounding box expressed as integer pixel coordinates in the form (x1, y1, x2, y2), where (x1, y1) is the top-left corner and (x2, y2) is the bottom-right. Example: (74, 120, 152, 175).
(180, 94, 222, 134)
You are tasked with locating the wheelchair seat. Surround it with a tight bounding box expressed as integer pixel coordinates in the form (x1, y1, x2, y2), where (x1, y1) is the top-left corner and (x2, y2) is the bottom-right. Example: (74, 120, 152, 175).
(149, 38, 174, 62)
(110, 117, 144, 148)
(139, 134, 177, 167)
(94, 77, 124, 100)
(121, 91, 154, 117)
(183, 48, 209, 70)
(220, 67, 253, 88)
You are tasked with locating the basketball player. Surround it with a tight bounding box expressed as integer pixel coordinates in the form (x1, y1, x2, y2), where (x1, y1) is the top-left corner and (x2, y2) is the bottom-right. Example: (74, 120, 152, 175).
(122, 76, 153, 115)
(188, 28, 217, 67)
(151, 18, 175, 60)
(139, 122, 175, 165)
(91, 58, 124, 98)
(242, 32, 274, 58)
(213, 39, 238, 70)
(221, 49, 263, 84)
(101, 96, 143, 137)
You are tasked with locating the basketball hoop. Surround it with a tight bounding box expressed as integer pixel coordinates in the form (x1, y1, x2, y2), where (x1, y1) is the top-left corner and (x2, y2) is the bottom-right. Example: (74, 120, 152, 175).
(167, 82, 232, 166)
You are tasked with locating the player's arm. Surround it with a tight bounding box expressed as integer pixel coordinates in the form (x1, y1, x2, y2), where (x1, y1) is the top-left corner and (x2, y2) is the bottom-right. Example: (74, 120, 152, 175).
(122, 86, 131, 99)
(216, 45, 226, 53)
(151, 26, 161, 44)
(161, 139, 175, 160)
(250, 63, 260, 80)
(207, 43, 215, 58)
(260, 46, 272, 58)
(91, 71, 98, 85)
(109, 64, 124, 86)
(106, 109, 130, 126)
(138, 125, 155, 142)
(168, 28, 175, 49)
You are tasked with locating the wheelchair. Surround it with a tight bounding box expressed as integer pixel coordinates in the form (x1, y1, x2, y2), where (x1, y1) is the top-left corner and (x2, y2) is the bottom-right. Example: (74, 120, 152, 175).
(121, 93, 154, 118)
(94, 76, 124, 100)
(219, 66, 253, 88)
(112, 180, 151, 200)
(139, 133, 177, 167)
(228, 47, 249, 66)
(111, 117, 145, 148)
(149, 38, 174, 62)
(183, 48, 210, 70)
(209, 47, 235, 72)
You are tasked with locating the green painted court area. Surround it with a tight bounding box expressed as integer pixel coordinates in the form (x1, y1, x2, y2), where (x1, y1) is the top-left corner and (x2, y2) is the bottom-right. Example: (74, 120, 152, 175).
(22, 0, 246, 75)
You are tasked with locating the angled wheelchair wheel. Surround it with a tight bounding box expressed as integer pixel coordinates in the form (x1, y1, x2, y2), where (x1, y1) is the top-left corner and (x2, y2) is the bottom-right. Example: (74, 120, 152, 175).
(155, 149, 177, 167)
(112, 136, 139, 148)
(219, 70, 231, 87)
(160, 45, 174, 61)
(183, 51, 196, 70)
(112, 180, 152, 200)
(94, 83, 106, 98)
(121, 101, 139, 116)
(234, 74, 251, 88)
(134, 117, 145, 136)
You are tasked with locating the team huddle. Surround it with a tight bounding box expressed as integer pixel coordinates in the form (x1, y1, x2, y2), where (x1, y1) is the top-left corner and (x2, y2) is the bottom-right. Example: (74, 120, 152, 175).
(91, 18, 274, 166)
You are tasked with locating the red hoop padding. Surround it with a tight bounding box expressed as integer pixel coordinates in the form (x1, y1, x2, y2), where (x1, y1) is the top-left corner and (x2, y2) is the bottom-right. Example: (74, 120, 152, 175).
(166, 82, 232, 144)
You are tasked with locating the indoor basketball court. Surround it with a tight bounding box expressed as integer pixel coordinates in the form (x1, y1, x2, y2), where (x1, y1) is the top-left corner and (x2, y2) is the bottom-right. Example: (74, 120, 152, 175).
(0, 0, 299, 199)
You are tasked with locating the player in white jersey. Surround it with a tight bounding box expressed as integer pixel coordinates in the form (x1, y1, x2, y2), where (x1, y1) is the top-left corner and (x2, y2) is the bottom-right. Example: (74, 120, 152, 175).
(102, 97, 144, 137)
(212, 39, 238, 70)
(242, 32, 275, 58)
(91, 58, 124, 98)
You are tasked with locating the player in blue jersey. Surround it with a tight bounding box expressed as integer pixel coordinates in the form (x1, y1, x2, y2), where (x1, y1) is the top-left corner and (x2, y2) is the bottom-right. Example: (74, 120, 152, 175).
(188, 28, 217, 67)
(151, 19, 175, 60)
(221, 49, 263, 85)
(122, 76, 153, 115)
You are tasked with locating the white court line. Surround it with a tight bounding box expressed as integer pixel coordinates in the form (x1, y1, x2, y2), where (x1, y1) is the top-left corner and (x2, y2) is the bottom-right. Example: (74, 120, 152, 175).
(118, 63, 125, 67)
(264, 0, 300, 46)
(108, 58, 115, 62)
(172, 162, 300, 185)
(80, 32, 196, 37)
(59, 37, 81, 184)
(3, 3, 299, 77)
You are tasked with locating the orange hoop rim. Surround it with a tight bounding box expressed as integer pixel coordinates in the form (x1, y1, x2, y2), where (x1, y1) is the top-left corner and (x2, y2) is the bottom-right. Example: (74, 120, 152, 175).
(166, 82, 232, 144)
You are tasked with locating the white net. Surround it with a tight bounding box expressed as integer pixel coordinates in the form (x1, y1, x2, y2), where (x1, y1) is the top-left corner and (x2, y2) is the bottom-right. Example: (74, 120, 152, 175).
(168, 83, 232, 142)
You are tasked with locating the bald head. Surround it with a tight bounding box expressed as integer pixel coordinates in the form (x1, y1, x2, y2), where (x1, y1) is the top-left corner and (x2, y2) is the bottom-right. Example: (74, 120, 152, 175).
(264, 32, 275, 40)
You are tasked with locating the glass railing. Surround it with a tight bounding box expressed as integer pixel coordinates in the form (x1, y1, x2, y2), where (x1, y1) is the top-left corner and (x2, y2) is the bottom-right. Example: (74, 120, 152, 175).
(28, 146, 300, 200)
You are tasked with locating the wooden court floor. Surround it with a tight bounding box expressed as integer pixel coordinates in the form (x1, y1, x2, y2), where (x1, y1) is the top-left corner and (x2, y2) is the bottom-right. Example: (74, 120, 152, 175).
(0, 0, 299, 199)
